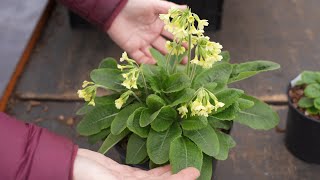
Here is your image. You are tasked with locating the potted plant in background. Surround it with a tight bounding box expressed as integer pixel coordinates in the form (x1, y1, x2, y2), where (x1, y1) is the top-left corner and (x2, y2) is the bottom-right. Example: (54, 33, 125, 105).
(76, 8, 280, 179)
(285, 71, 320, 164)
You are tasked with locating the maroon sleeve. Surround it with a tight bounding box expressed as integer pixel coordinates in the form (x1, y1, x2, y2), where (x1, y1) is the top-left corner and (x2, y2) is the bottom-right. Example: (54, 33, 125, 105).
(58, 0, 128, 31)
(0, 112, 78, 180)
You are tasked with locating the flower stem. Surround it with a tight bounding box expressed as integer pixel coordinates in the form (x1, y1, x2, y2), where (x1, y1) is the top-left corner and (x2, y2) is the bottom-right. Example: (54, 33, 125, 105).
(131, 92, 142, 103)
(186, 23, 192, 76)
(139, 69, 149, 96)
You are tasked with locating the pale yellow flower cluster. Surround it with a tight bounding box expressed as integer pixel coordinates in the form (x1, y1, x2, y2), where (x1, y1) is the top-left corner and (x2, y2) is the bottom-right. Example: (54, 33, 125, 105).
(118, 52, 139, 89)
(77, 81, 97, 106)
(177, 88, 225, 118)
(115, 90, 132, 109)
(165, 41, 185, 55)
(191, 36, 223, 69)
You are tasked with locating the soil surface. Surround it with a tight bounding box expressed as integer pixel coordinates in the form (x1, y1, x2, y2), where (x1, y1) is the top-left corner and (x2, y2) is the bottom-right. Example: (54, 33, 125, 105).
(289, 85, 320, 120)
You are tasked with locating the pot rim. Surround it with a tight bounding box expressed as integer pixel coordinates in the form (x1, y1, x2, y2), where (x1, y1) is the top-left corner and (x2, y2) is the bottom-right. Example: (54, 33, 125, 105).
(287, 84, 320, 124)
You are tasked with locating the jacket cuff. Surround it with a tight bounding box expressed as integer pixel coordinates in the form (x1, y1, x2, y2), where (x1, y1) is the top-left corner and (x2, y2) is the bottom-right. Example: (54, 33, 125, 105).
(103, 0, 128, 31)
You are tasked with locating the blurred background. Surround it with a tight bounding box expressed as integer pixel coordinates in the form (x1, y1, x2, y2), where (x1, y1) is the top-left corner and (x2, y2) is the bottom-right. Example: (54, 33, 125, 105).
(0, 0, 320, 179)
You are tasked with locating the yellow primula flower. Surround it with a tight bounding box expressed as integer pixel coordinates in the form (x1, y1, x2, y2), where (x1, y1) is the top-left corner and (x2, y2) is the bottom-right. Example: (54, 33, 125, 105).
(115, 90, 132, 109)
(198, 19, 209, 30)
(77, 85, 97, 106)
(178, 104, 188, 118)
(82, 81, 94, 88)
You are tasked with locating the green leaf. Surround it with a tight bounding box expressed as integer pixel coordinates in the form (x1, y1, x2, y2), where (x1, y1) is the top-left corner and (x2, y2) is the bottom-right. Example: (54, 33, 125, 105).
(214, 88, 244, 113)
(221, 51, 230, 63)
(98, 129, 130, 154)
(305, 84, 320, 98)
(88, 129, 110, 144)
(184, 126, 219, 156)
(151, 106, 177, 132)
(298, 97, 314, 108)
(211, 102, 240, 120)
(234, 95, 280, 130)
(127, 108, 150, 138)
(193, 63, 232, 90)
(198, 154, 213, 180)
(90, 68, 124, 91)
(180, 116, 208, 130)
(141, 64, 166, 93)
(169, 136, 203, 173)
(163, 73, 191, 93)
(111, 103, 143, 135)
(126, 134, 148, 164)
(149, 160, 167, 169)
(99, 57, 118, 69)
(314, 98, 320, 110)
(139, 108, 154, 127)
(214, 130, 236, 160)
(77, 105, 119, 136)
(76, 95, 118, 115)
(307, 107, 320, 115)
(301, 71, 320, 84)
(208, 117, 233, 130)
(170, 88, 196, 107)
(150, 48, 166, 67)
(147, 123, 182, 164)
(146, 94, 166, 111)
(228, 60, 280, 83)
(237, 97, 254, 110)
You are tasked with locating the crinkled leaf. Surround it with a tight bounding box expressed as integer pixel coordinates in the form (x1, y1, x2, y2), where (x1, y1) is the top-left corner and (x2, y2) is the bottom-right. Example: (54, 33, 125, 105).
(184, 126, 219, 156)
(146, 94, 166, 111)
(170, 88, 195, 107)
(88, 129, 110, 144)
(147, 123, 182, 164)
(139, 108, 154, 127)
(214, 88, 244, 113)
(77, 105, 119, 136)
(163, 73, 191, 93)
(111, 103, 143, 135)
(193, 63, 232, 90)
(301, 71, 320, 84)
(307, 107, 320, 115)
(127, 108, 150, 138)
(208, 117, 233, 130)
(126, 134, 148, 164)
(220, 51, 230, 63)
(214, 130, 236, 160)
(180, 116, 208, 130)
(151, 106, 177, 132)
(98, 129, 130, 154)
(169, 136, 203, 173)
(237, 97, 255, 110)
(99, 57, 118, 69)
(211, 102, 240, 120)
(298, 97, 314, 108)
(198, 154, 213, 180)
(228, 60, 280, 83)
(234, 95, 280, 130)
(141, 64, 166, 93)
(76, 95, 118, 115)
(304, 84, 320, 98)
(90, 68, 124, 91)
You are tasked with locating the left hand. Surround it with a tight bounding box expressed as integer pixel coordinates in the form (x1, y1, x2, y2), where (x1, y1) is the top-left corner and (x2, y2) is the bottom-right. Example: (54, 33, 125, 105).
(107, 0, 186, 64)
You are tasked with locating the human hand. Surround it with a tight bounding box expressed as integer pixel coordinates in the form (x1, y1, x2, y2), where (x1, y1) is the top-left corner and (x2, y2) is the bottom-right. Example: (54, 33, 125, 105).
(73, 148, 200, 180)
(107, 0, 186, 64)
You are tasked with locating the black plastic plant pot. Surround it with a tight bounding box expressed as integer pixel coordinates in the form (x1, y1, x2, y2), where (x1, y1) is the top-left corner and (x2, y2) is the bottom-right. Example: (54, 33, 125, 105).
(285, 85, 320, 164)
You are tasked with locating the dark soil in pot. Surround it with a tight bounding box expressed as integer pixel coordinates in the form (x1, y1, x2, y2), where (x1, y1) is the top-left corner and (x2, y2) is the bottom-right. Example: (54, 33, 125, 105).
(285, 85, 320, 164)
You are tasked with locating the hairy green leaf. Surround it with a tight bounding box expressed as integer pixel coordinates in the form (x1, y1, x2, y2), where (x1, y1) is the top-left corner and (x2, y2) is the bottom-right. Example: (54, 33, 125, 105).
(98, 129, 130, 154)
(237, 97, 255, 110)
(169, 136, 203, 173)
(163, 73, 191, 93)
(298, 97, 314, 108)
(146, 94, 166, 111)
(90, 68, 124, 91)
(211, 102, 240, 120)
(214, 130, 236, 160)
(301, 71, 320, 84)
(151, 106, 177, 132)
(77, 105, 119, 136)
(304, 84, 320, 98)
(184, 126, 219, 156)
(170, 88, 196, 107)
(234, 95, 280, 130)
(127, 108, 150, 138)
(126, 134, 148, 164)
(147, 123, 182, 164)
(220, 51, 230, 63)
(208, 117, 233, 130)
(180, 116, 208, 130)
(198, 154, 213, 180)
(88, 129, 110, 144)
(111, 103, 143, 135)
(76, 95, 118, 115)
(214, 88, 244, 113)
(228, 60, 280, 83)
(314, 98, 320, 110)
(99, 57, 118, 69)
(150, 48, 166, 67)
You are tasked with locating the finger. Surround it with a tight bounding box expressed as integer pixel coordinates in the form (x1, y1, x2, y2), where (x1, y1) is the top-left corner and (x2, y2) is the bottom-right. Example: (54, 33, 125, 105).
(181, 56, 188, 64)
(154, 0, 187, 14)
(77, 149, 119, 166)
(152, 36, 168, 55)
(148, 165, 171, 176)
(161, 29, 174, 40)
(168, 167, 200, 180)
(130, 50, 155, 64)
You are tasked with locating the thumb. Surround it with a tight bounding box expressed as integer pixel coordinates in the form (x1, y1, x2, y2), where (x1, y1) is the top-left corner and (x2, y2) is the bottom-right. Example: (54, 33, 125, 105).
(154, 0, 187, 14)
(169, 167, 200, 180)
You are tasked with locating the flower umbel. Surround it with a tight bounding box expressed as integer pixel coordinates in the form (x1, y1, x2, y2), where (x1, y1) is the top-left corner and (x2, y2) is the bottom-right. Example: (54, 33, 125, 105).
(77, 81, 97, 106)
(177, 104, 188, 118)
(115, 90, 133, 109)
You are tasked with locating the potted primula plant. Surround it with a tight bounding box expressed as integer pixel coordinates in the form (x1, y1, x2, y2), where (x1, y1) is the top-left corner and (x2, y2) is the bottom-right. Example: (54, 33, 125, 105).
(285, 71, 320, 164)
(76, 7, 280, 179)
